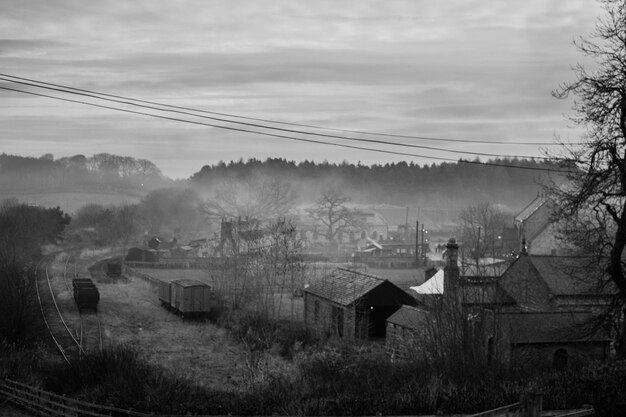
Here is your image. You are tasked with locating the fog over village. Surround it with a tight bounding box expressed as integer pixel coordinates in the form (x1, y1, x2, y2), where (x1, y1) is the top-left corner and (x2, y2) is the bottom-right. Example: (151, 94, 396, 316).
(1, 1, 626, 416)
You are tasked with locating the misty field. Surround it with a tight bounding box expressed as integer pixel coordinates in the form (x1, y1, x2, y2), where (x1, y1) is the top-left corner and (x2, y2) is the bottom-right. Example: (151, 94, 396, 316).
(0, 191, 141, 214)
(87, 263, 253, 390)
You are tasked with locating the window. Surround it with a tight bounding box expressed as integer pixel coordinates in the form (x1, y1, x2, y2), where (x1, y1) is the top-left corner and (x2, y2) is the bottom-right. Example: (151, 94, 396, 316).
(554, 349, 568, 370)
(313, 300, 320, 323)
(487, 337, 494, 365)
(332, 306, 344, 337)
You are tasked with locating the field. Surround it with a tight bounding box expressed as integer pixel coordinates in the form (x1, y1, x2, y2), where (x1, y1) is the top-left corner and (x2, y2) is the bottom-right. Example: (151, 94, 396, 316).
(0, 191, 141, 214)
(82, 259, 253, 391)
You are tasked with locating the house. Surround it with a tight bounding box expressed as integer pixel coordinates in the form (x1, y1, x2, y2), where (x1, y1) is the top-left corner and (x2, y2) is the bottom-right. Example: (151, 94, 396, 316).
(514, 195, 571, 255)
(392, 238, 612, 368)
(303, 268, 417, 340)
(188, 237, 214, 257)
(353, 241, 418, 268)
(495, 311, 611, 366)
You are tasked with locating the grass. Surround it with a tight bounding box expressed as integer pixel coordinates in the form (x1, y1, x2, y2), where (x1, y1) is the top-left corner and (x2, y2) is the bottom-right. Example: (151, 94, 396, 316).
(7, 253, 626, 416)
(0, 191, 141, 215)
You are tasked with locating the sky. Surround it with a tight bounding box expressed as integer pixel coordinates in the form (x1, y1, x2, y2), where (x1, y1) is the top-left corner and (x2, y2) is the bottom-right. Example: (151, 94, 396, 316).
(0, 0, 605, 179)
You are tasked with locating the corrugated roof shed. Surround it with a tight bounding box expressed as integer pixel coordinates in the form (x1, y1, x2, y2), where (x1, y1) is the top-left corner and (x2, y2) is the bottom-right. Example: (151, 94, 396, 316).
(304, 268, 389, 306)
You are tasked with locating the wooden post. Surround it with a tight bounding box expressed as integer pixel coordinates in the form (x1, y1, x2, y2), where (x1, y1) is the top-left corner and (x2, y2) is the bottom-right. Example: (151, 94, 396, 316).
(521, 392, 542, 417)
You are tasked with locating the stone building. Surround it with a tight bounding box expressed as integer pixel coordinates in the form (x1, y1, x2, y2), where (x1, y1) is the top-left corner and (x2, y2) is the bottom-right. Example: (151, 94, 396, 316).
(386, 305, 429, 359)
(303, 268, 416, 340)
(388, 238, 613, 368)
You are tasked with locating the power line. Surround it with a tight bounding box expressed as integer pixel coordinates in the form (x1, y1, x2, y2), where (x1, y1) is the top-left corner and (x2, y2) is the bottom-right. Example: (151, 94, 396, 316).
(0, 84, 574, 173)
(0, 73, 573, 147)
(0, 75, 555, 160)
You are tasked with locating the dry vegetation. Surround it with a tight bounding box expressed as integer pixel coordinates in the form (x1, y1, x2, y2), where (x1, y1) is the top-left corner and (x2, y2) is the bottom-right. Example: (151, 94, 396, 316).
(87, 264, 254, 391)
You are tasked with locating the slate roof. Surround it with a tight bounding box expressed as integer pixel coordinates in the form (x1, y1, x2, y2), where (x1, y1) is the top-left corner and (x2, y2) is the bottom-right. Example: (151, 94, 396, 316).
(528, 256, 603, 295)
(500, 311, 611, 344)
(514, 196, 548, 223)
(387, 305, 428, 329)
(304, 268, 390, 306)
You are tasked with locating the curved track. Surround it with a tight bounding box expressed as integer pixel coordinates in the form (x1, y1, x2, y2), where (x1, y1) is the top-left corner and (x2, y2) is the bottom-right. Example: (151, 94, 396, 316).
(35, 255, 82, 364)
(64, 253, 103, 354)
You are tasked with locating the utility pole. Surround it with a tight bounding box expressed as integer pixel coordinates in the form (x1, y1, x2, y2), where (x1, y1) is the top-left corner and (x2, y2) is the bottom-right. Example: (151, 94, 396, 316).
(477, 226, 482, 267)
(415, 220, 419, 264)
(421, 224, 425, 261)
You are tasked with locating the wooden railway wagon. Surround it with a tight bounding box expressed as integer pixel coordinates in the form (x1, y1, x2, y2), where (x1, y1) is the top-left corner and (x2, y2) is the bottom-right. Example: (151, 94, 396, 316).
(158, 279, 212, 317)
(72, 278, 100, 311)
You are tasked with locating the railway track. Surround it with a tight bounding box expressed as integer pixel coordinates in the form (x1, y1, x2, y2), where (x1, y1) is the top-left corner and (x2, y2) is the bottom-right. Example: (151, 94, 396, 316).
(64, 253, 103, 354)
(35, 255, 82, 364)
(36, 251, 104, 364)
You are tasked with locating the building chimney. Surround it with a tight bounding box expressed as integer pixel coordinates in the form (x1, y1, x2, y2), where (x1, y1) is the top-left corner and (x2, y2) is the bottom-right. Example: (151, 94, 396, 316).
(520, 237, 528, 256)
(444, 238, 459, 295)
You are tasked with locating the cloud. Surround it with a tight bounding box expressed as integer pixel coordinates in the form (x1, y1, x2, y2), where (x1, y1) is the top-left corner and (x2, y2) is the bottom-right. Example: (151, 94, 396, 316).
(0, 0, 605, 178)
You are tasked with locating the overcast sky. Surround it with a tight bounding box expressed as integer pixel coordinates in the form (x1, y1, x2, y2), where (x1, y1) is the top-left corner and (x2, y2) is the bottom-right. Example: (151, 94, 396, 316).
(0, 0, 603, 178)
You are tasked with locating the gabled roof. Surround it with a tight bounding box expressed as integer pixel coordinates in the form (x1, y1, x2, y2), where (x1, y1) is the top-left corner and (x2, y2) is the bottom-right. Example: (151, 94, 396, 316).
(500, 311, 611, 344)
(304, 268, 398, 306)
(519, 255, 610, 296)
(515, 196, 548, 223)
(411, 269, 444, 294)
(387, 305, 428, 329)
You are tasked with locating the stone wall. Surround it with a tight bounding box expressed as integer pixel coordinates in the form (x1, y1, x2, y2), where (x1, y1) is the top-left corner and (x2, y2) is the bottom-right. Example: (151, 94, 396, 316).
(304, 292, 356, 339)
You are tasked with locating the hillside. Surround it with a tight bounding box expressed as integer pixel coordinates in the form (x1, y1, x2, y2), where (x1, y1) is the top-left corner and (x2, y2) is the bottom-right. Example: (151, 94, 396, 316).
(0, 153, 171, 212)
(190, 157, 561, 212)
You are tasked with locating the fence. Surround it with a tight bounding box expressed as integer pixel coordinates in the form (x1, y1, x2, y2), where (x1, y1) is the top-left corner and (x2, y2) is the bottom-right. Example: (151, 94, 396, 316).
(0, 378, 150, 417)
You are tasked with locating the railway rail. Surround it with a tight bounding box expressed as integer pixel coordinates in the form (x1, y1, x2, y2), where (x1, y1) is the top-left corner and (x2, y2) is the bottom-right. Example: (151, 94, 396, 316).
(35, 255, 82, 364)
(64, 253, 103, 354)
(36, 251, 103, 364)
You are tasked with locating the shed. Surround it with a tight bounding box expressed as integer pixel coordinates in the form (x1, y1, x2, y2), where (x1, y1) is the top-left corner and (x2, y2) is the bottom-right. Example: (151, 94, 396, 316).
(170, 279, 212, 315)
(386, 305, 429, 359)
(303, 268, 417, 340)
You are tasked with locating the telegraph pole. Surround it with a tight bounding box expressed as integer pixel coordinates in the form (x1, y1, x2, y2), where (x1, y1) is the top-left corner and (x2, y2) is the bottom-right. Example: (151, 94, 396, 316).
(415, 220, 419, 264)
(421, 225, 425, 261)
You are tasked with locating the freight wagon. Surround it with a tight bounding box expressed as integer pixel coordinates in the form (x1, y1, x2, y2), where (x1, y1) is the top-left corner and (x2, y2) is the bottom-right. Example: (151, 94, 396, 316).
(72, 278, 99, 312)
(158, 279, 212, 317)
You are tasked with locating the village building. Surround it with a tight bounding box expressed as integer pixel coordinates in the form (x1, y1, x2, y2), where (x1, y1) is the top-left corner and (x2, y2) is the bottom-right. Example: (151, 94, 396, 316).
(388, 238, 613, 367)
(385, 305, 429, 359)
(514, 195, 572, 255)
(303, 268, 416, 340)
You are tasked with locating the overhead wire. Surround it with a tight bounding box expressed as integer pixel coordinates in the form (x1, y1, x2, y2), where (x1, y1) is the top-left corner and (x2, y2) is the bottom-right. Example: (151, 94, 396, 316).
(0, 74, 559, 161)
(0, 73, 575, 145)
(0, 84, 575, 173)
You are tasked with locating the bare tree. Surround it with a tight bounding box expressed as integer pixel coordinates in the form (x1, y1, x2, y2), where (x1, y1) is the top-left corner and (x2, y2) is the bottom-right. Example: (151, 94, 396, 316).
(547, 0, 626, 356)
(204, 176, 297, 222)
(307, 189, 362, 244)
(457, 202, 507, 262)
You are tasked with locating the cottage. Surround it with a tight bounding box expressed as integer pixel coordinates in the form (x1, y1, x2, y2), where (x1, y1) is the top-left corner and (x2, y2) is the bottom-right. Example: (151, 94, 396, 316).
(398, 238, 612, 367)
(514, 196, 572, 255)
(303, 268, 416, 340)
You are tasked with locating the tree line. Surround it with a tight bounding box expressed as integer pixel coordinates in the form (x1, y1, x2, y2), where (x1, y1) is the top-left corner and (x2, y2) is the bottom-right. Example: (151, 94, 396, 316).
(0, 153, 168, 194)
(190, 157, 556, 208)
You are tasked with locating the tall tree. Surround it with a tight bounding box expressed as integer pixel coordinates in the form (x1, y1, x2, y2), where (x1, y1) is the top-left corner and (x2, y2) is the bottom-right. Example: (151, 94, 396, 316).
(204, 176, 297, 222)
(307, 189, 362, 244)
(548, 0, 626, 356)
(457, 202, 508, 261)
